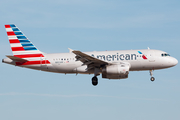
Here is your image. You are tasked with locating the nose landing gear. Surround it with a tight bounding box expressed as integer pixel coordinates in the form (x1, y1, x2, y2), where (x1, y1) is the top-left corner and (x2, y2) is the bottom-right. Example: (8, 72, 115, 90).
(150, 70, 155, 81)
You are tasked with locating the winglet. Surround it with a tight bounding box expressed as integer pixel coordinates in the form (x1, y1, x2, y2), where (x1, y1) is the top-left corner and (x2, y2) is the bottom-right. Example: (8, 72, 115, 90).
(6, 55, 28, 62)
(68, 48, 73, 53)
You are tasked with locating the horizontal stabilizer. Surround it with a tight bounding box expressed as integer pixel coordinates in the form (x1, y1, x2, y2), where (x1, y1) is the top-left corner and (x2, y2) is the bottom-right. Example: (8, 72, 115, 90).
(6, 55, 28, 62)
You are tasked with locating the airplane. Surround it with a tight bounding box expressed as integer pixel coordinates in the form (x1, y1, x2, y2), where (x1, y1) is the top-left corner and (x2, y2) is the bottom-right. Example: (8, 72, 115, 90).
(2, 24, 178, 86)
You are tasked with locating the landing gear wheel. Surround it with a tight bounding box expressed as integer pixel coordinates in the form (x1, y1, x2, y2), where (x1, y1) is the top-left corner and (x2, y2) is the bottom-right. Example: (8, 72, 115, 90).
(92, 76, 98, 86)
(150, 77, 155, 81)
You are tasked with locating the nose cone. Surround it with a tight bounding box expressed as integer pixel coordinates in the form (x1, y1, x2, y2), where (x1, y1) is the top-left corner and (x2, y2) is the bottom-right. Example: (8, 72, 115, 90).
(174, 58, 178, 65)
(170, 57, 178, 66)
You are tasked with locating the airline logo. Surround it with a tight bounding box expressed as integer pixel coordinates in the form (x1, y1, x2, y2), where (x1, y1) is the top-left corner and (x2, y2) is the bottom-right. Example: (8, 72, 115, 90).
(5, 24, 37, 52)
(5, 24, 50, 66)
(138, 51, 147, 59)
(91, 51, 148, 61)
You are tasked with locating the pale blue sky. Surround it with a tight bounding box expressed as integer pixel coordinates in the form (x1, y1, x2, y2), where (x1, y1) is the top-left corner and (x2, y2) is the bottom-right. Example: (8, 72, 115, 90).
(0, 0, 180, 120)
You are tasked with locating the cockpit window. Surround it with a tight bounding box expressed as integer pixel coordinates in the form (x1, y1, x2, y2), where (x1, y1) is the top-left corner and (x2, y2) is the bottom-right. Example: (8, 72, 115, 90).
(161, 53, 170, 57)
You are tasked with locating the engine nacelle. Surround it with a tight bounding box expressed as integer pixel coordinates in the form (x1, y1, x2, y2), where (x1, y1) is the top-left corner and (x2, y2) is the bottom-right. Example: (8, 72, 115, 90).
(102, 64, 130, 79)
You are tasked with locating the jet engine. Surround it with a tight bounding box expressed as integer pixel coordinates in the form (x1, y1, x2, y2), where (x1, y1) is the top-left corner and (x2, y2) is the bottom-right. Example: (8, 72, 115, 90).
(102, 64, 130, 79)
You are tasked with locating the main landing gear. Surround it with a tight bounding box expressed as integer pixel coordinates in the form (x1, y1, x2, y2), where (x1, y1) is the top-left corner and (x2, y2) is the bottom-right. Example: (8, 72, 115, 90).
(92, 68, 100, 86)
(92, 76, 98, 86)
(150, 70, 155, 81)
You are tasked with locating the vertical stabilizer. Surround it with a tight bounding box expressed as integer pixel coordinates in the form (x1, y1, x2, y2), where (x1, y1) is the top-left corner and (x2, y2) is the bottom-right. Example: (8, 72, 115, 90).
(5, 24, 43, 56)
(4, 24, 50, 66)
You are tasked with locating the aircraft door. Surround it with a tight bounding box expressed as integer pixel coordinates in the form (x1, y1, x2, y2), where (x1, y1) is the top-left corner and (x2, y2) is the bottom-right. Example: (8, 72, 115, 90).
(148, 51, 155, 62)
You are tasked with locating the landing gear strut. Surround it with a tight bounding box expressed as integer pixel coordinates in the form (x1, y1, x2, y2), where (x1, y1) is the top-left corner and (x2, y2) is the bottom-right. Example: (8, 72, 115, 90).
(92, 76, 98, 86)
(150, 70, 155, 81)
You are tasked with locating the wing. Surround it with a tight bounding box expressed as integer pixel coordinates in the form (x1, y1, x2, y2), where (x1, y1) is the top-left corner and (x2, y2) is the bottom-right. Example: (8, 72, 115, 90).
(72, 50, 109, 69)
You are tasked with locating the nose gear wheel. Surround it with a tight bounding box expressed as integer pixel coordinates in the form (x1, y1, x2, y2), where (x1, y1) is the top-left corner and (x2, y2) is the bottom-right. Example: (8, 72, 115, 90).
(150, 70, 155, 81)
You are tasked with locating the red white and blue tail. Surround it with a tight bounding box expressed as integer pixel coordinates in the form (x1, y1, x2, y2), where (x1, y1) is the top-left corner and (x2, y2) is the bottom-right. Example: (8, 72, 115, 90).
(5, 24, 50, 66)
(5, 24, 42, 56)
